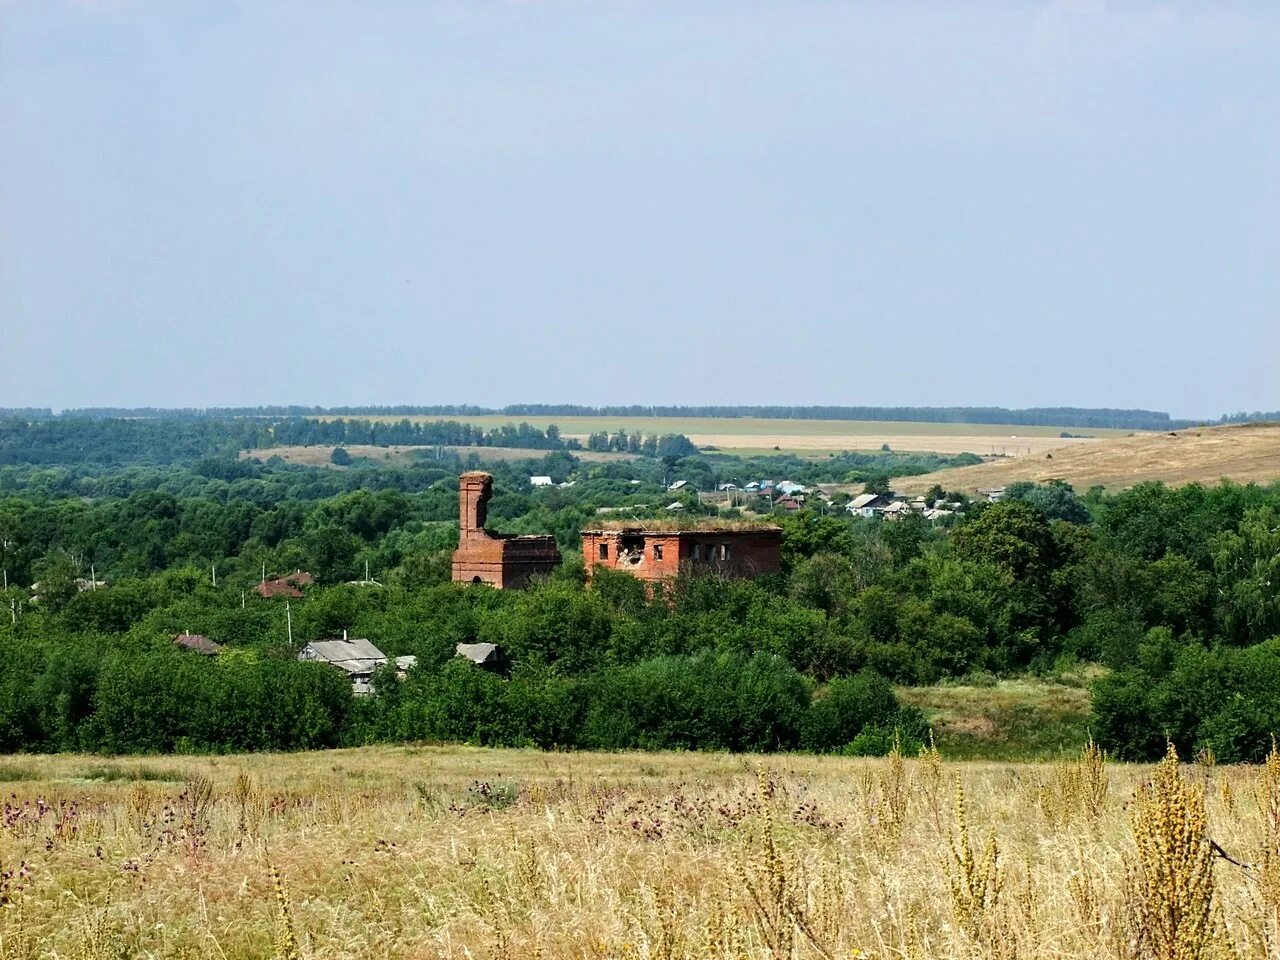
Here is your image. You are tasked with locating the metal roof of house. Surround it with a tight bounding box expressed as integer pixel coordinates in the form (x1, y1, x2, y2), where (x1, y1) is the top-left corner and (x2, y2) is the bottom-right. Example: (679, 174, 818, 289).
(174, 633, 223, 656)
(255, 579, 303, 599)
(456, 642, 502, 665)
(301, 638, 387, 675)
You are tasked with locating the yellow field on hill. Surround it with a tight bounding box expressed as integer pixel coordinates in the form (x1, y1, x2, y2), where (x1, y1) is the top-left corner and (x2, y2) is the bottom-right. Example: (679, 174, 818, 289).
(898, 422, 1280, 493)
(2, 743, 1278, 958)
(333, 414, 1128, 456)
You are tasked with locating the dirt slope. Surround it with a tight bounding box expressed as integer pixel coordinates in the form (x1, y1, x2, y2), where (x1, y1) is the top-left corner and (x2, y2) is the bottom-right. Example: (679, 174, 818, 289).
(896, 422, 1280, 494)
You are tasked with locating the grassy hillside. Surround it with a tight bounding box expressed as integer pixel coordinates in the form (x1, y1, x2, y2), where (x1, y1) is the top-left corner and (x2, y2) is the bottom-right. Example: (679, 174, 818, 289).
(898, 421, 1280, 492)
(898, 678, 1093, 760)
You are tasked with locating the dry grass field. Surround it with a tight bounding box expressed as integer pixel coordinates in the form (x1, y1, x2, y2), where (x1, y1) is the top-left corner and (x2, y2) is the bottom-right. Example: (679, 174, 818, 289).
(333, 415, 1127, 457)
(3, 742, 1280, 959)
(896, 422, 1280, 494)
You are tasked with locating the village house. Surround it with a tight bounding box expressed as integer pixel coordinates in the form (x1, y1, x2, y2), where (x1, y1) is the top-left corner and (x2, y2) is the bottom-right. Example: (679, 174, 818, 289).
(529, 475, 553, 487)
(254, 570, 313, 599)
(846, 492, 889, 517)
(455, 642, 508, 673)
(880, 501, 912, 520)
(173, 633, 223, 656)
(580, 520, 782, 585)
(29, 574, 106, 604)
(451, 472, 561, 588)
(298, 633, 417, 695)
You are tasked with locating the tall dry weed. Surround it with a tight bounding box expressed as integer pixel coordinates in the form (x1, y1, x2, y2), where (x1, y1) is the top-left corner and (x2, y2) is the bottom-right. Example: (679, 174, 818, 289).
(740, 770, 837, 959)
(1125, 743, 1217, 960)
(1039, 738, 1109, 826)
(269, 862, 302, 960)
(944, 776, 1004, 941)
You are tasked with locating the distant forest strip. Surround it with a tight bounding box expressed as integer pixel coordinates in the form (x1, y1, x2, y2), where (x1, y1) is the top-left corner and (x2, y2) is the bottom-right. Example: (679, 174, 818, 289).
(5, 405, 1279, 431)
(0, 416, 705, 467)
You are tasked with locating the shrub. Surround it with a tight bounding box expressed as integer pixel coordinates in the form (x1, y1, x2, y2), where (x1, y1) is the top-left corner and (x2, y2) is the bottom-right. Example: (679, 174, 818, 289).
(582, 650, 810, 752)
(801, 669, 899, 751)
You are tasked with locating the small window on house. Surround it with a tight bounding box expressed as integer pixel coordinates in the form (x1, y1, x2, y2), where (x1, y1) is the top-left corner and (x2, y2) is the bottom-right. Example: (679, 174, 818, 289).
(653, 543, 664, 561)
(598, 543, 609, 560)
(719, 543, 730, 560)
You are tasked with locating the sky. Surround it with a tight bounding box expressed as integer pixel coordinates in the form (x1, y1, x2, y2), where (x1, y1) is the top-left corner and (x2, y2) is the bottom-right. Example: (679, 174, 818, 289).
(1, 1, 1277, 417)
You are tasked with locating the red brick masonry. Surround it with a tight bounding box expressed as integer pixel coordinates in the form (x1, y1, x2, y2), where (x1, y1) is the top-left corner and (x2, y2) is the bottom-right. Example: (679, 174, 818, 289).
(451, 472, 561, 589)
(579, 525, 782, 583)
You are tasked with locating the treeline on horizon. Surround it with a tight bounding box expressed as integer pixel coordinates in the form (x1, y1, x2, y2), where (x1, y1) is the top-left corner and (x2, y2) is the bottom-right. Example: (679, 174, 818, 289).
(0, 416, 703, 467)
(5, 405, 1280, 431)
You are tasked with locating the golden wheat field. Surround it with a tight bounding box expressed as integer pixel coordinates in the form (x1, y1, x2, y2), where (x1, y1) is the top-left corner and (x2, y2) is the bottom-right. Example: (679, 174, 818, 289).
(1, 742, 1278, 960)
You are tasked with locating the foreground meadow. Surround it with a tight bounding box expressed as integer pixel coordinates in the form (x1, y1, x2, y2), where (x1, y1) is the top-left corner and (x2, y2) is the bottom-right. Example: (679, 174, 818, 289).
(0, 743, 1276, 959)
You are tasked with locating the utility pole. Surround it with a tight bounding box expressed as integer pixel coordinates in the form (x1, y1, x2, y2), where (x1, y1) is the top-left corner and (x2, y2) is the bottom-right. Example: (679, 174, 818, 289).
(212, 564, 217, 588)
(241, 590, 245, 609)
(285, 600, 293, 645)
(9, 599, 15, 625)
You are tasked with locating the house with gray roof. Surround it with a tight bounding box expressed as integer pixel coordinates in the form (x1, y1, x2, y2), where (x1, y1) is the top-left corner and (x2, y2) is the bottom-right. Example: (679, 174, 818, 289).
(298, 633, 415, 695)
(455, 642, 508, 674)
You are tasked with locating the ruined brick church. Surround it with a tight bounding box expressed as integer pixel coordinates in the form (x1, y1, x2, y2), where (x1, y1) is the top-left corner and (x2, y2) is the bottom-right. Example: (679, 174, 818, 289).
(451, 471, 782, 590)
(450, 472, 561, 588)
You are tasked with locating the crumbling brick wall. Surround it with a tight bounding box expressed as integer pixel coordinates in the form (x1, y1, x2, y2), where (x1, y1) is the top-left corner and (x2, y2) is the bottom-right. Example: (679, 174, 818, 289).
(451, 472, 561, 588)
(580, 527, 782, 583)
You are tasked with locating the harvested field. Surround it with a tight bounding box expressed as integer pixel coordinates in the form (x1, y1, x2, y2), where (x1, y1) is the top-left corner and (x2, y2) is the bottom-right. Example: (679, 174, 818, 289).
(241, 444, 632, 467)
(897, 421, 1280, 493)
(3, 744, 1278, 959)
(682, 433, 1089, 456)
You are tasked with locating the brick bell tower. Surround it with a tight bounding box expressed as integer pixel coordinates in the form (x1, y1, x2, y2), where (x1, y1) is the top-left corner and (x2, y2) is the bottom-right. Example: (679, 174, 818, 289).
(458, 471, 492, 539)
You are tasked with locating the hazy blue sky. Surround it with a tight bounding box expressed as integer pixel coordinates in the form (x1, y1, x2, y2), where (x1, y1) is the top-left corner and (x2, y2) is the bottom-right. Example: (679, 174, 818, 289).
(2, 1, 1277, 416)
